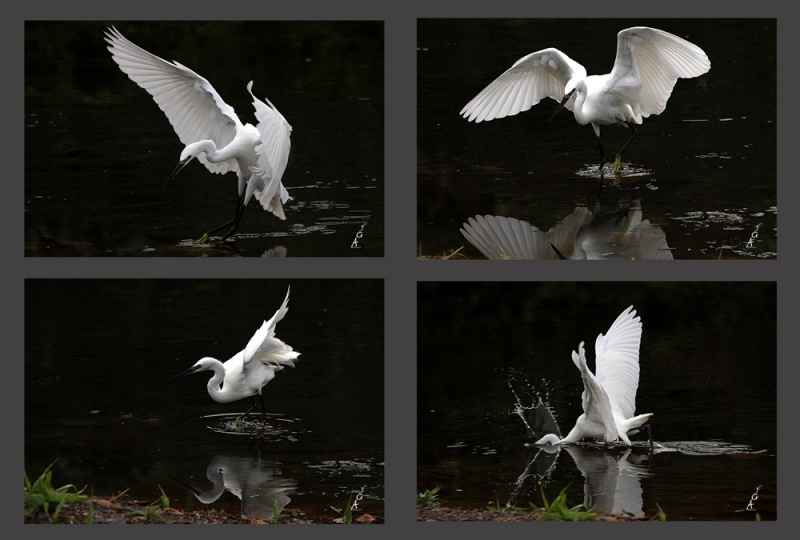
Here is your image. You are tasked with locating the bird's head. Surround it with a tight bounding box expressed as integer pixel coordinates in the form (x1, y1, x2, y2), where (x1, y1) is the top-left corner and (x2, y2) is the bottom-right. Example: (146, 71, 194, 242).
(164, 141, 213, 188)
(563, 79, 579, 98)
(534, 433, 563, 445)
(550, 86, 577, 124)
(169, 357, 218, 381)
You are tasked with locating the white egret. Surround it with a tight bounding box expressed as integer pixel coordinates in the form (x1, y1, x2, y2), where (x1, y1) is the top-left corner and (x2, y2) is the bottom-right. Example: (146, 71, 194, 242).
(460, 27, 710, 173)
(105, 27, 293, 242)
(535, 306, 653, 447)
(170, 287, 300, 421)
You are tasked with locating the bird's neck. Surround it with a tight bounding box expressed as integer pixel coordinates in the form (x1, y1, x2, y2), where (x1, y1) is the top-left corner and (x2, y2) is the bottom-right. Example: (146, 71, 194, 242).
(204, 359, 227, 396)
(190, 140, 220, 161)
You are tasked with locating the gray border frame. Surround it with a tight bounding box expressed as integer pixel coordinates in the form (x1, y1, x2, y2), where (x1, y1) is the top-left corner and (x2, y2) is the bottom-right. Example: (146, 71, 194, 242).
(10, 0, 794, 536)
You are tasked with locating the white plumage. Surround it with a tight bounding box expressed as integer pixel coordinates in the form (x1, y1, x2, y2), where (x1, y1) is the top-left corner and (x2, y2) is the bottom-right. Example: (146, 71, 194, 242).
(536, 306, 652, 446)
(170, 287, 300, 421)
(105, 27, 292, 241)
(461, 27, 710, 172)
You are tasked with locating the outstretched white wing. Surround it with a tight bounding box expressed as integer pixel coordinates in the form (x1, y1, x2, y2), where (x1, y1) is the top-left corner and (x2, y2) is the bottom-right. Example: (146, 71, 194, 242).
(594, 306, 643, 419)
(460, 48, 587, 123)
(246, 81, 292, 219)
(608, 27, 710, 119)
(105, 26, 241, 175)
(243, 287, 300, 368)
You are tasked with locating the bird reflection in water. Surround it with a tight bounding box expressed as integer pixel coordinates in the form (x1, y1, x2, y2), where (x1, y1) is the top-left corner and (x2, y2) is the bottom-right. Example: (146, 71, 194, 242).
(170, 455, 295, 521)
(461, 198, 673, 260)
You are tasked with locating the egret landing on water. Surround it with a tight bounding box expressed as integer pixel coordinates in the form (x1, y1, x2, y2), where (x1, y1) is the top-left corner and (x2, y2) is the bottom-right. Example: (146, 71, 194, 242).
(170, 287, 300, 424)
(535, 306, 653, 448)
(460, 27, 710, 173)
(105, 27, 293, 243)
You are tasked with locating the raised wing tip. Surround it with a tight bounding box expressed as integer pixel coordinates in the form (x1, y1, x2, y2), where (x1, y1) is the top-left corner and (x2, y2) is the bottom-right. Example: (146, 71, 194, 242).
(571, 341, 586, 369)
(104, 26, 124, 46)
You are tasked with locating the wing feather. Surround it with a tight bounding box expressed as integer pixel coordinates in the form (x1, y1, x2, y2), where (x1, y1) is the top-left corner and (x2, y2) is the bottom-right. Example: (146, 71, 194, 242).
(243, 287, 300, 368)
(245, 82, 293, 219)
(105, 27, 240, 175)
(594, 306, 643, 419)
(461, 48, 587, 123)
(609, 27, 710, 118)
(573, 342, 618, 441)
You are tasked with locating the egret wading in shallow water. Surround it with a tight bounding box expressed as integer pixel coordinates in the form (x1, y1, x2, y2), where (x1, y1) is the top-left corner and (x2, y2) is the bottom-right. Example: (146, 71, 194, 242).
(170, 287, 300, 422)
(535, 306, 653, 448)
(460, 27, 710, 173)
(105, 27, 293, 243)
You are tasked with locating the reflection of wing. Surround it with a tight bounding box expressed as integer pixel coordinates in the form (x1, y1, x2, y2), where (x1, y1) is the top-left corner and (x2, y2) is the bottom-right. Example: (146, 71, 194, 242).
(461, 200, 673, 260)
(595, 306, 642, 420)
(460, 208, 592, 259)
(573, 200, 673, 259)
(565, 446, 649, 517)
(628, 220, 674, 260)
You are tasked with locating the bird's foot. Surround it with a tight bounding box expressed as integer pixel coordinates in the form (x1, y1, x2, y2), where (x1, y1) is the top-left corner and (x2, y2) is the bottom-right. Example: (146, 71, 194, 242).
(234, 417, 243, 428)
(196, 233, 210, 244)
(612, 155, 623, 174)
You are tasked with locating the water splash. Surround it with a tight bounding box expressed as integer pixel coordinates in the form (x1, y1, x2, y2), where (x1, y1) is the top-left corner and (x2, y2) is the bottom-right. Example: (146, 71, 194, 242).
(506, 368, 561, 442)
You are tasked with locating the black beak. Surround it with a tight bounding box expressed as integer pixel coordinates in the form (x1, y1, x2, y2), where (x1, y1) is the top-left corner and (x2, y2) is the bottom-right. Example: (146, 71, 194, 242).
(164, 158, 190, 189)
(169, 364, 199, 382)
(550, 88, 576, 124)
(550, 243, 567, 260)
(167, 475, 203, 497)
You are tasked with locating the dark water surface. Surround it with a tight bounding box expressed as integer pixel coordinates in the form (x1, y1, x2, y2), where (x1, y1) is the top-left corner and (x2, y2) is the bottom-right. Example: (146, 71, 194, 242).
(25, 280, 384, 522)
(25, 21, 384, 256)
(418, 282, 776, 520)
(418, 19, 776, 259)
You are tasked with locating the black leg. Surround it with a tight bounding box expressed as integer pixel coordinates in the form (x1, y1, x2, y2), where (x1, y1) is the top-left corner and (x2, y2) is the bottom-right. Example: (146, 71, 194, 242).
(644, 424, 653, 452)
(259, 393, 266, 423)
(596, 134, 606, 173)
(220, 200, 247, 241)
(238, 396, 258, 421)
(201, 192, 246, 242)
(617, 121, 638, 160)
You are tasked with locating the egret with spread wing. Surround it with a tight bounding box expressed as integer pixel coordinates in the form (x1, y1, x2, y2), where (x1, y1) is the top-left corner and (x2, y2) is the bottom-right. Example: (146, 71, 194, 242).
(461, 27, 710, 173)
(105, 27, 292, 242)
(170, 287, 300, 422)
(535, 306, 653, 447)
